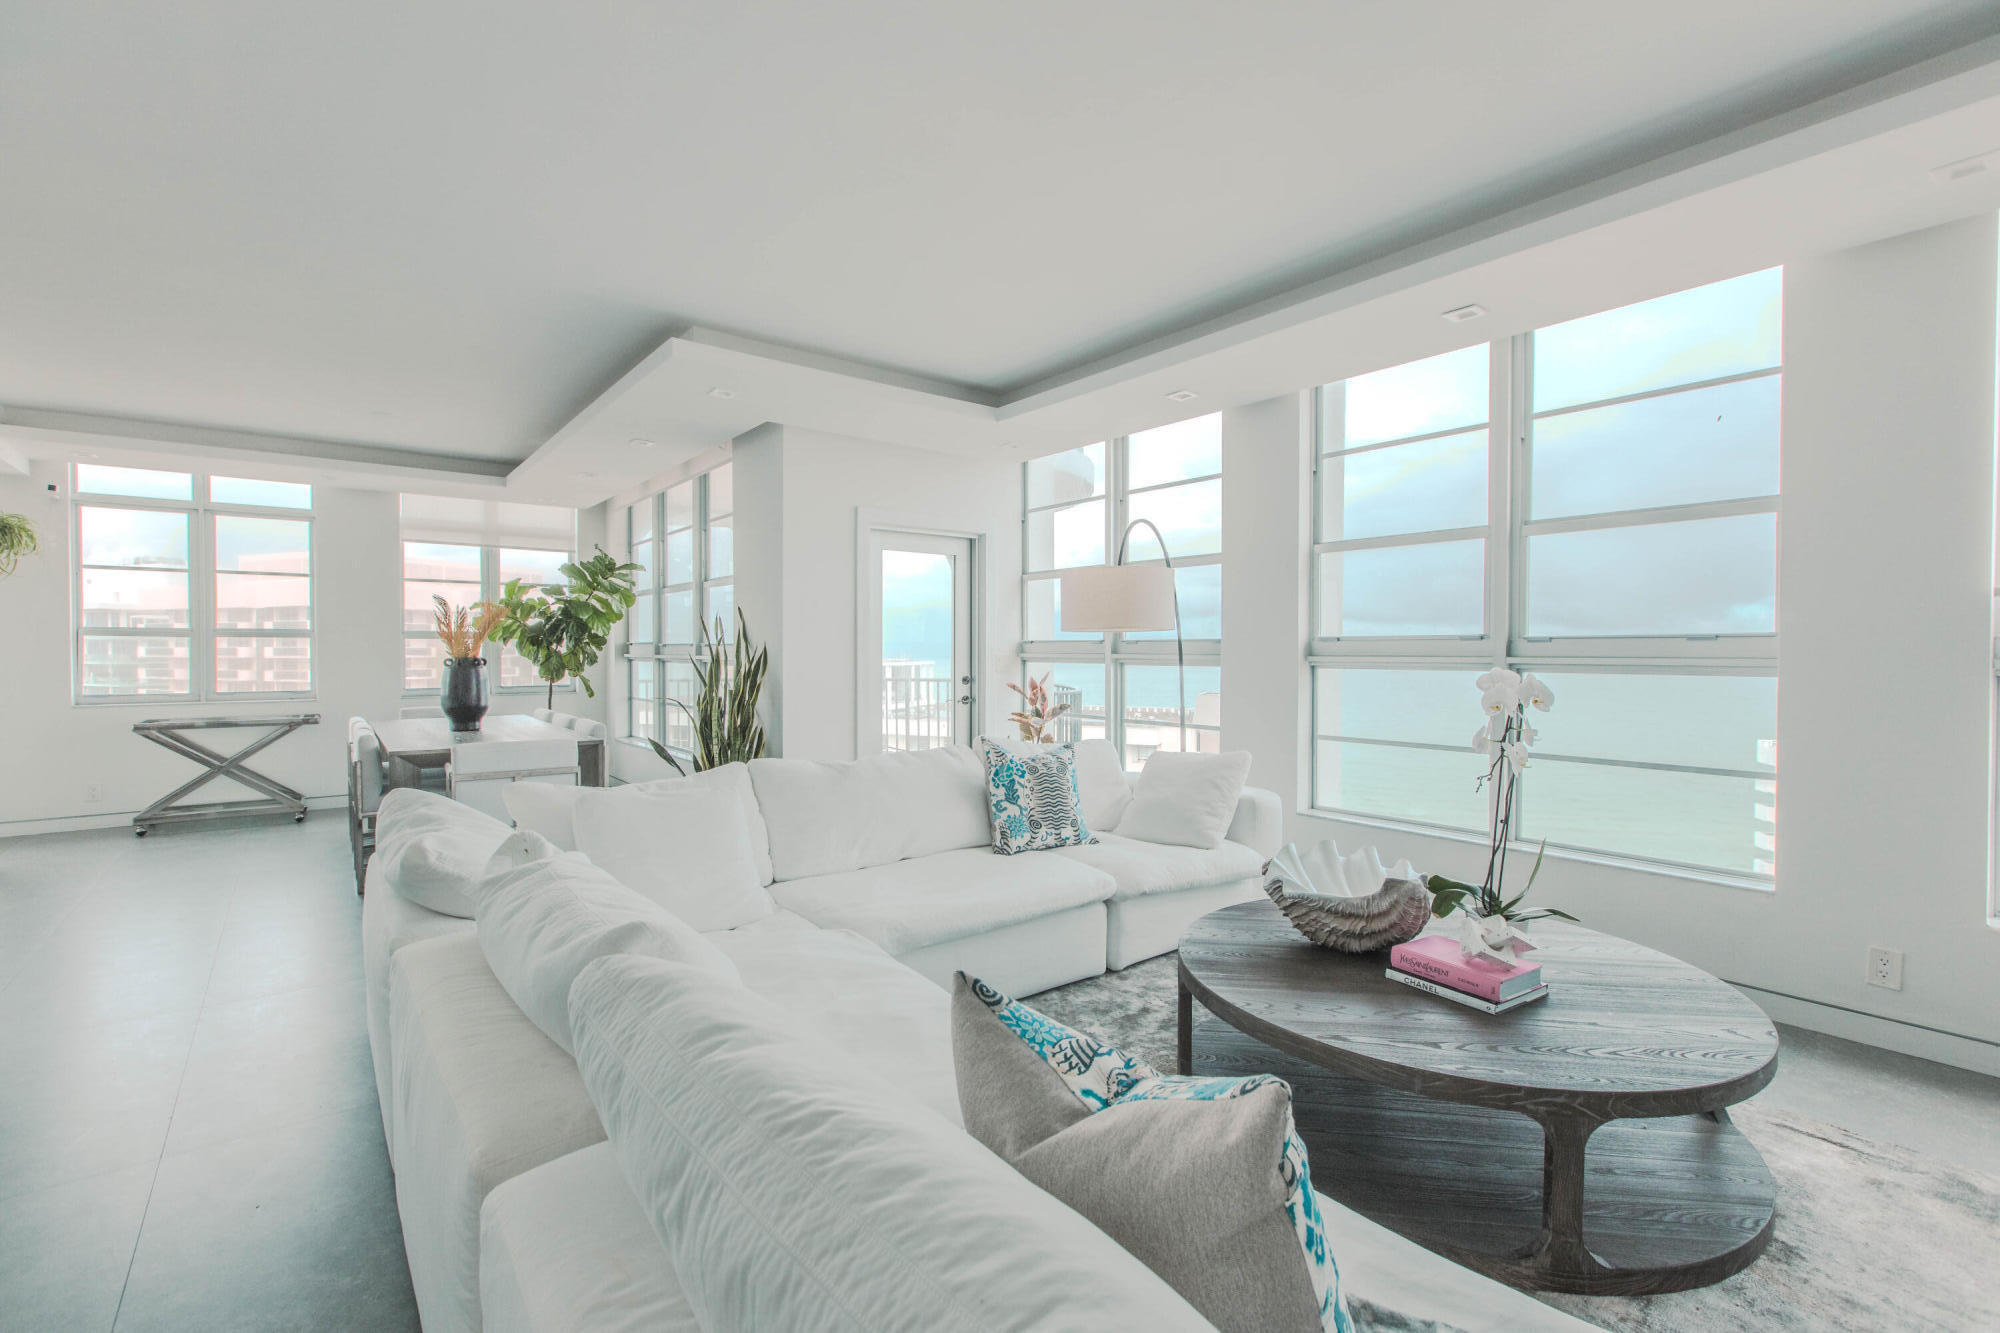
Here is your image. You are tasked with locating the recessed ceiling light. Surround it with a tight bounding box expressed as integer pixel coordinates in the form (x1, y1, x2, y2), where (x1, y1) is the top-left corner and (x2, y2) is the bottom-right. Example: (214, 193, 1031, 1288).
(1442, 303, 1487, 323)
(628, 438, 657, 449)
(1165, 389, 1198, 402)
(1930, 149, 2000, 184)
(708, 387, 737, 400)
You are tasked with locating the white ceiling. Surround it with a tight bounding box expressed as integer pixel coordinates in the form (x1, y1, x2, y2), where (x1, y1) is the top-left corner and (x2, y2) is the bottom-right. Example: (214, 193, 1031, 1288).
(4, 2, 2000, 497)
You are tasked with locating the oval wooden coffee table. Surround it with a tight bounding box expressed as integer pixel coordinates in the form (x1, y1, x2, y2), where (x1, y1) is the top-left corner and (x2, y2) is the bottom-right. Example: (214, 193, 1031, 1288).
(1178, 900, 1780, 1296)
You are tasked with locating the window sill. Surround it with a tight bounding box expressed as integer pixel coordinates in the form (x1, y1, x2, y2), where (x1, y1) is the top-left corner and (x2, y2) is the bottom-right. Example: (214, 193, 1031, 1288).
(1297, 807, 1776, 895)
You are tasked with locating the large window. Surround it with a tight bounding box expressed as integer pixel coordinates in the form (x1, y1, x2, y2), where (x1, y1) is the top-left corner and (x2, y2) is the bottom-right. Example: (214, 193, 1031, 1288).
(625, 463, 732, 750)
(1022, 416, 1223, 769)
(75, 465, 313, 700)
(400, 544, 574, 692)
(1310, 269, 1782, 879)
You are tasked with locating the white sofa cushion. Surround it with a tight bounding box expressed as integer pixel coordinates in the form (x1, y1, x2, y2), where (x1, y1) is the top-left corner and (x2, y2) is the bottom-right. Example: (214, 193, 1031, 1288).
(360, 858, 475, 1159)
(767, 845, 1116, 956)
(571, 784, 776, 931)
(1119, 751, 1254, 849)
(1073, 738, 1134, 832)
(711, 922, 962, 1127)
(479, 1143, 701, 1333)
(567, 954, 1217, 1333)
(388, 932, 605, 1333)
(749, 746, 990, 881)
(501, 762, 775, 885)
(1054, 832, 1265, 901)
(374, 788, 516, 917)
(476, 850, 742, 1055)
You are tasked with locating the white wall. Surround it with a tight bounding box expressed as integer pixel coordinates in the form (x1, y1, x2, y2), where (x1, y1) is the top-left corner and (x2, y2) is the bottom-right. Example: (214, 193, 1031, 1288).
(0, 465, 405, 832)
(1219, 214, 2000, 1072)
(0, 468, 603, 833)
(609, 421, 1021, 780)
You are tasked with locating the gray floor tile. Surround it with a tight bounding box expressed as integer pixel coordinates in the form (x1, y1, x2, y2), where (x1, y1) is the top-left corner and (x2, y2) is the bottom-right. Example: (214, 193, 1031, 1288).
(113, 1103, 418, 1333)
(0, 1014, 195, 1203)
(0, 1162, 156, 1333)
(162, 984, 376, 1156)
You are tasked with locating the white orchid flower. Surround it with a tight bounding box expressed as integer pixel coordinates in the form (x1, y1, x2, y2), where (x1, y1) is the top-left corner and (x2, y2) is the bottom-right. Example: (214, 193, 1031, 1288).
(1471, 725, 1497, 755)
(1518, 721, 1538, 746)
(1520, 672, 1555, 712)
(1504, 740, 1531, 768)
(1475, 667, 1521, 693)
(1479, 686, 1516, 719)
(1485, 713, 1509, 741)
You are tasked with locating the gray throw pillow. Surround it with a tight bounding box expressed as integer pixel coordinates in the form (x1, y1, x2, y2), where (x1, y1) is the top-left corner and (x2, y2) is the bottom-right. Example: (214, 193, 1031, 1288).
(951, 974, 1350, 1333)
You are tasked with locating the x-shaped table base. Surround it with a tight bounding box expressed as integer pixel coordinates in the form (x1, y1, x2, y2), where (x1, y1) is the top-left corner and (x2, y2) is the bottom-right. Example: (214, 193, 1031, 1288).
(131, 713, 321, 835)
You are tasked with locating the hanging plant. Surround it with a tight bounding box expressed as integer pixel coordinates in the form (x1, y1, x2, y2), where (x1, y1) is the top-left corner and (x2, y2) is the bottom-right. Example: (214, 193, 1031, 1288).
(0, 512, 39, 577)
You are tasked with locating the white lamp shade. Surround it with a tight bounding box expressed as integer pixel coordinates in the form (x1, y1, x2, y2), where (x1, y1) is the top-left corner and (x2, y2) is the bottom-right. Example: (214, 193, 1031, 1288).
(1060, 563, 1176, 633)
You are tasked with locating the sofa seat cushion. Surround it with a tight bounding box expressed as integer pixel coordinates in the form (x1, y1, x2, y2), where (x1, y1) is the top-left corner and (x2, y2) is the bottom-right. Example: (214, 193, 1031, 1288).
(568, 955, 1217, 1333)
(1054, 832, 1265, 901)
(361, 862, 475, 1160)
(389, 932, 606, 1333)
(711, 921, 962, 1127)
(767, 846, 1116, 956)
(479, 1143, 700, 1333)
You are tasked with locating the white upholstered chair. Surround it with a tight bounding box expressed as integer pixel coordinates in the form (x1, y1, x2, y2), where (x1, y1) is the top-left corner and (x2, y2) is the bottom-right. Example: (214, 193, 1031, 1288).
(348, 717, 388, 894)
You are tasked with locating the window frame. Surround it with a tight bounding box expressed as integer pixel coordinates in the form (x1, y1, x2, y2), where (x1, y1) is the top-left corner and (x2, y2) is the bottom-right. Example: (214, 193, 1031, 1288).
(399, 543, 578, 697)
(623, 463, 733, 756)
(1020, 423, 1224, 770)
(73, 466, 316, 705)
(1307, 279, 1781, 886)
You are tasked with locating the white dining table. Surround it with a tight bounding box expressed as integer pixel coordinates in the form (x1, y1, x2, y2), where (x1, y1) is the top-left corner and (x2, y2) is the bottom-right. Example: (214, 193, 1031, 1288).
(372, 714, 608, 789)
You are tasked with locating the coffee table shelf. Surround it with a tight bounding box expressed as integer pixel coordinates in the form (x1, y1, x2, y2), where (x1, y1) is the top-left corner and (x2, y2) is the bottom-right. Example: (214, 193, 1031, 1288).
(1178, 900, 1781, 1295)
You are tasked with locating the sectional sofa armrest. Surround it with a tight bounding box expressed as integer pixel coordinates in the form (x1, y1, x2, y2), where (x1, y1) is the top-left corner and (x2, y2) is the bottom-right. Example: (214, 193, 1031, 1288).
(1224, 786, 1283, 862)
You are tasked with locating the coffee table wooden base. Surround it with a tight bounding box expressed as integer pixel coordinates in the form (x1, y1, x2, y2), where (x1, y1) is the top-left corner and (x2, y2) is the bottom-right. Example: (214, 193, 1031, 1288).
(1193, 1017, 1777, 1295)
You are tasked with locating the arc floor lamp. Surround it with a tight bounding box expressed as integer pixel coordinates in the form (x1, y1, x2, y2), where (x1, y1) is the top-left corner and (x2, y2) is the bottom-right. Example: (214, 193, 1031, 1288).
(1058, 518, 1185, 752)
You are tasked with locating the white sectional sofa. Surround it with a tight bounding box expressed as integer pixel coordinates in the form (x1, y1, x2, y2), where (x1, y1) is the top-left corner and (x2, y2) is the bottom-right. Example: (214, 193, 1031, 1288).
(361, 745, 1602, 1333)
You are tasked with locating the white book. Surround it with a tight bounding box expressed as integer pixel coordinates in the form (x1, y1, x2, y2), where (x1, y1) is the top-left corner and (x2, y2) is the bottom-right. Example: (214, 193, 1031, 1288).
(1385, 967, 1550, 1015)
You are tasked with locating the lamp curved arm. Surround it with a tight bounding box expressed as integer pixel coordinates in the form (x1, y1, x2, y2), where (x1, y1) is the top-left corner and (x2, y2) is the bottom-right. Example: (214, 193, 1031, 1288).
(1113, 518, 1186, 754)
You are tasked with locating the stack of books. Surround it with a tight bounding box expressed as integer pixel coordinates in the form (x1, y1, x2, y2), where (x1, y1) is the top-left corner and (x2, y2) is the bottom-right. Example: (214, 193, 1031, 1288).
(1386, 935, 1549, 1014)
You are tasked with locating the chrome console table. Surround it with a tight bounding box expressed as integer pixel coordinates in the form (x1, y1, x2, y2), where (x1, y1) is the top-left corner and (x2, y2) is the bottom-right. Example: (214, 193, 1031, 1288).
(131, 713, 321, 836)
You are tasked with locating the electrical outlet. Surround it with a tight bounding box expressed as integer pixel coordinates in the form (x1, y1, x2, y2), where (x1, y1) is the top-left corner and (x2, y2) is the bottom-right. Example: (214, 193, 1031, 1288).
(1866, 946, 1903, 991)
(84, 782, 105, 803)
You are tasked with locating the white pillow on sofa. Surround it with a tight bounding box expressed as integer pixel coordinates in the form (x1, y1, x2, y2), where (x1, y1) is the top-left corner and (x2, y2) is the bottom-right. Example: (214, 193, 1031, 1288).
(371, 788, 515, 917)
(1116, 751, 1253, 850)
(567, 954, 1216, 1333)
(477, 852, 740, 1054)
(501, 763, 775, 885)
(1071, 738, 1133, 832)
(571, 784, 775, 931)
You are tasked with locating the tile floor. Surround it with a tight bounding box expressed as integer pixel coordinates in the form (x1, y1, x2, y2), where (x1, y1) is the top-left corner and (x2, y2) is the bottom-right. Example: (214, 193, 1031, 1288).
(2, 818, 1997, 1331)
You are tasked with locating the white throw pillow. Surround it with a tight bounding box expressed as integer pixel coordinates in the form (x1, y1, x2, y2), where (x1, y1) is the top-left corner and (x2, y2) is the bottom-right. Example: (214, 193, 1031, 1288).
(571, 784, 775, 931)
(748, 746, 990, 881)
(1117, 751, 1254, 850)
(501, 782, 587, 849)
(567, 954, 1216, 1333)
(1071, 738, 1133, 832)
(476, 851, 740, 1054)
(500, 762, 775, 885)
(372, 788, 514, 917)
(478, 828, 564, 888)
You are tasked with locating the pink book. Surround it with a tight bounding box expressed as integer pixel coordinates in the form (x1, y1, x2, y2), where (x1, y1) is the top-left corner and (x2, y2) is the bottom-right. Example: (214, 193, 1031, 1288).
(1389, 935, 1543, 1003)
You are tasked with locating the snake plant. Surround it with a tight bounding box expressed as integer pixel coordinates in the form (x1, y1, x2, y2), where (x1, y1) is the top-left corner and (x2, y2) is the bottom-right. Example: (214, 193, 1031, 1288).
(648, 606, 769, 774)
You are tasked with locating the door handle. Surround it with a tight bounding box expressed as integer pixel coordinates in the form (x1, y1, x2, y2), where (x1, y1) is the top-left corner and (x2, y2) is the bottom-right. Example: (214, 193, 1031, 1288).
(958, 695, 973, 705)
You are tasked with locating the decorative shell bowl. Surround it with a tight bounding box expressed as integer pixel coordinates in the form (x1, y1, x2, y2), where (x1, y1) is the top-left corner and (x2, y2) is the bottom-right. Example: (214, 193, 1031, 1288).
(1262, 840, 1433, 954)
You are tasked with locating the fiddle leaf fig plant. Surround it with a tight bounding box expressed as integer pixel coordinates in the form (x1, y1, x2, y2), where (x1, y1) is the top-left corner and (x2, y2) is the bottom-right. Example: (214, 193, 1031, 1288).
(0, 512, 38, 578)
(487, 548, 641, 709)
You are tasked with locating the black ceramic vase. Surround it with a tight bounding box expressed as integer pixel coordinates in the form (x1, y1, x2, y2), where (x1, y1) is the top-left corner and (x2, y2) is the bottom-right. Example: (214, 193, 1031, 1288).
(440, 657, 489, 732)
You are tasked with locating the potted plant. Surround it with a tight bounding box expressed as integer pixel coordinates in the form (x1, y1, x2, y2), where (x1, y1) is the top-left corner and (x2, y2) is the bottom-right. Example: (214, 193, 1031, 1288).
(488, 548, 641, 711)
(646, 607, 769, 774)
(0, 512, 38, 577)
(432, 597, 504, 731)
(1425, 668, 1577, 959)
(1005, 673, 1070, 744)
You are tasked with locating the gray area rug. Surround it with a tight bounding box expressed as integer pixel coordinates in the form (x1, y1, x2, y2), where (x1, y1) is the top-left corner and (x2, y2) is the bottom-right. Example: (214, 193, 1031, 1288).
(1030, 955, 2000, 1333)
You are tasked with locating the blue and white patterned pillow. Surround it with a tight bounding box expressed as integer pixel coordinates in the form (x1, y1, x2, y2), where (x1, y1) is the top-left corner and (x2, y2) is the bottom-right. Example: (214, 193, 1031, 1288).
(981, 739, 1096, 855)
(967, 975, 1351, 1333)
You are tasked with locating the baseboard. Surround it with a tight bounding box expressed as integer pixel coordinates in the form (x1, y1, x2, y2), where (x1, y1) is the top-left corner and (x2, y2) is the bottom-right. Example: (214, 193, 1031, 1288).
(1729, 981, 2000, 1078)
(0, 794, 347, 839)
